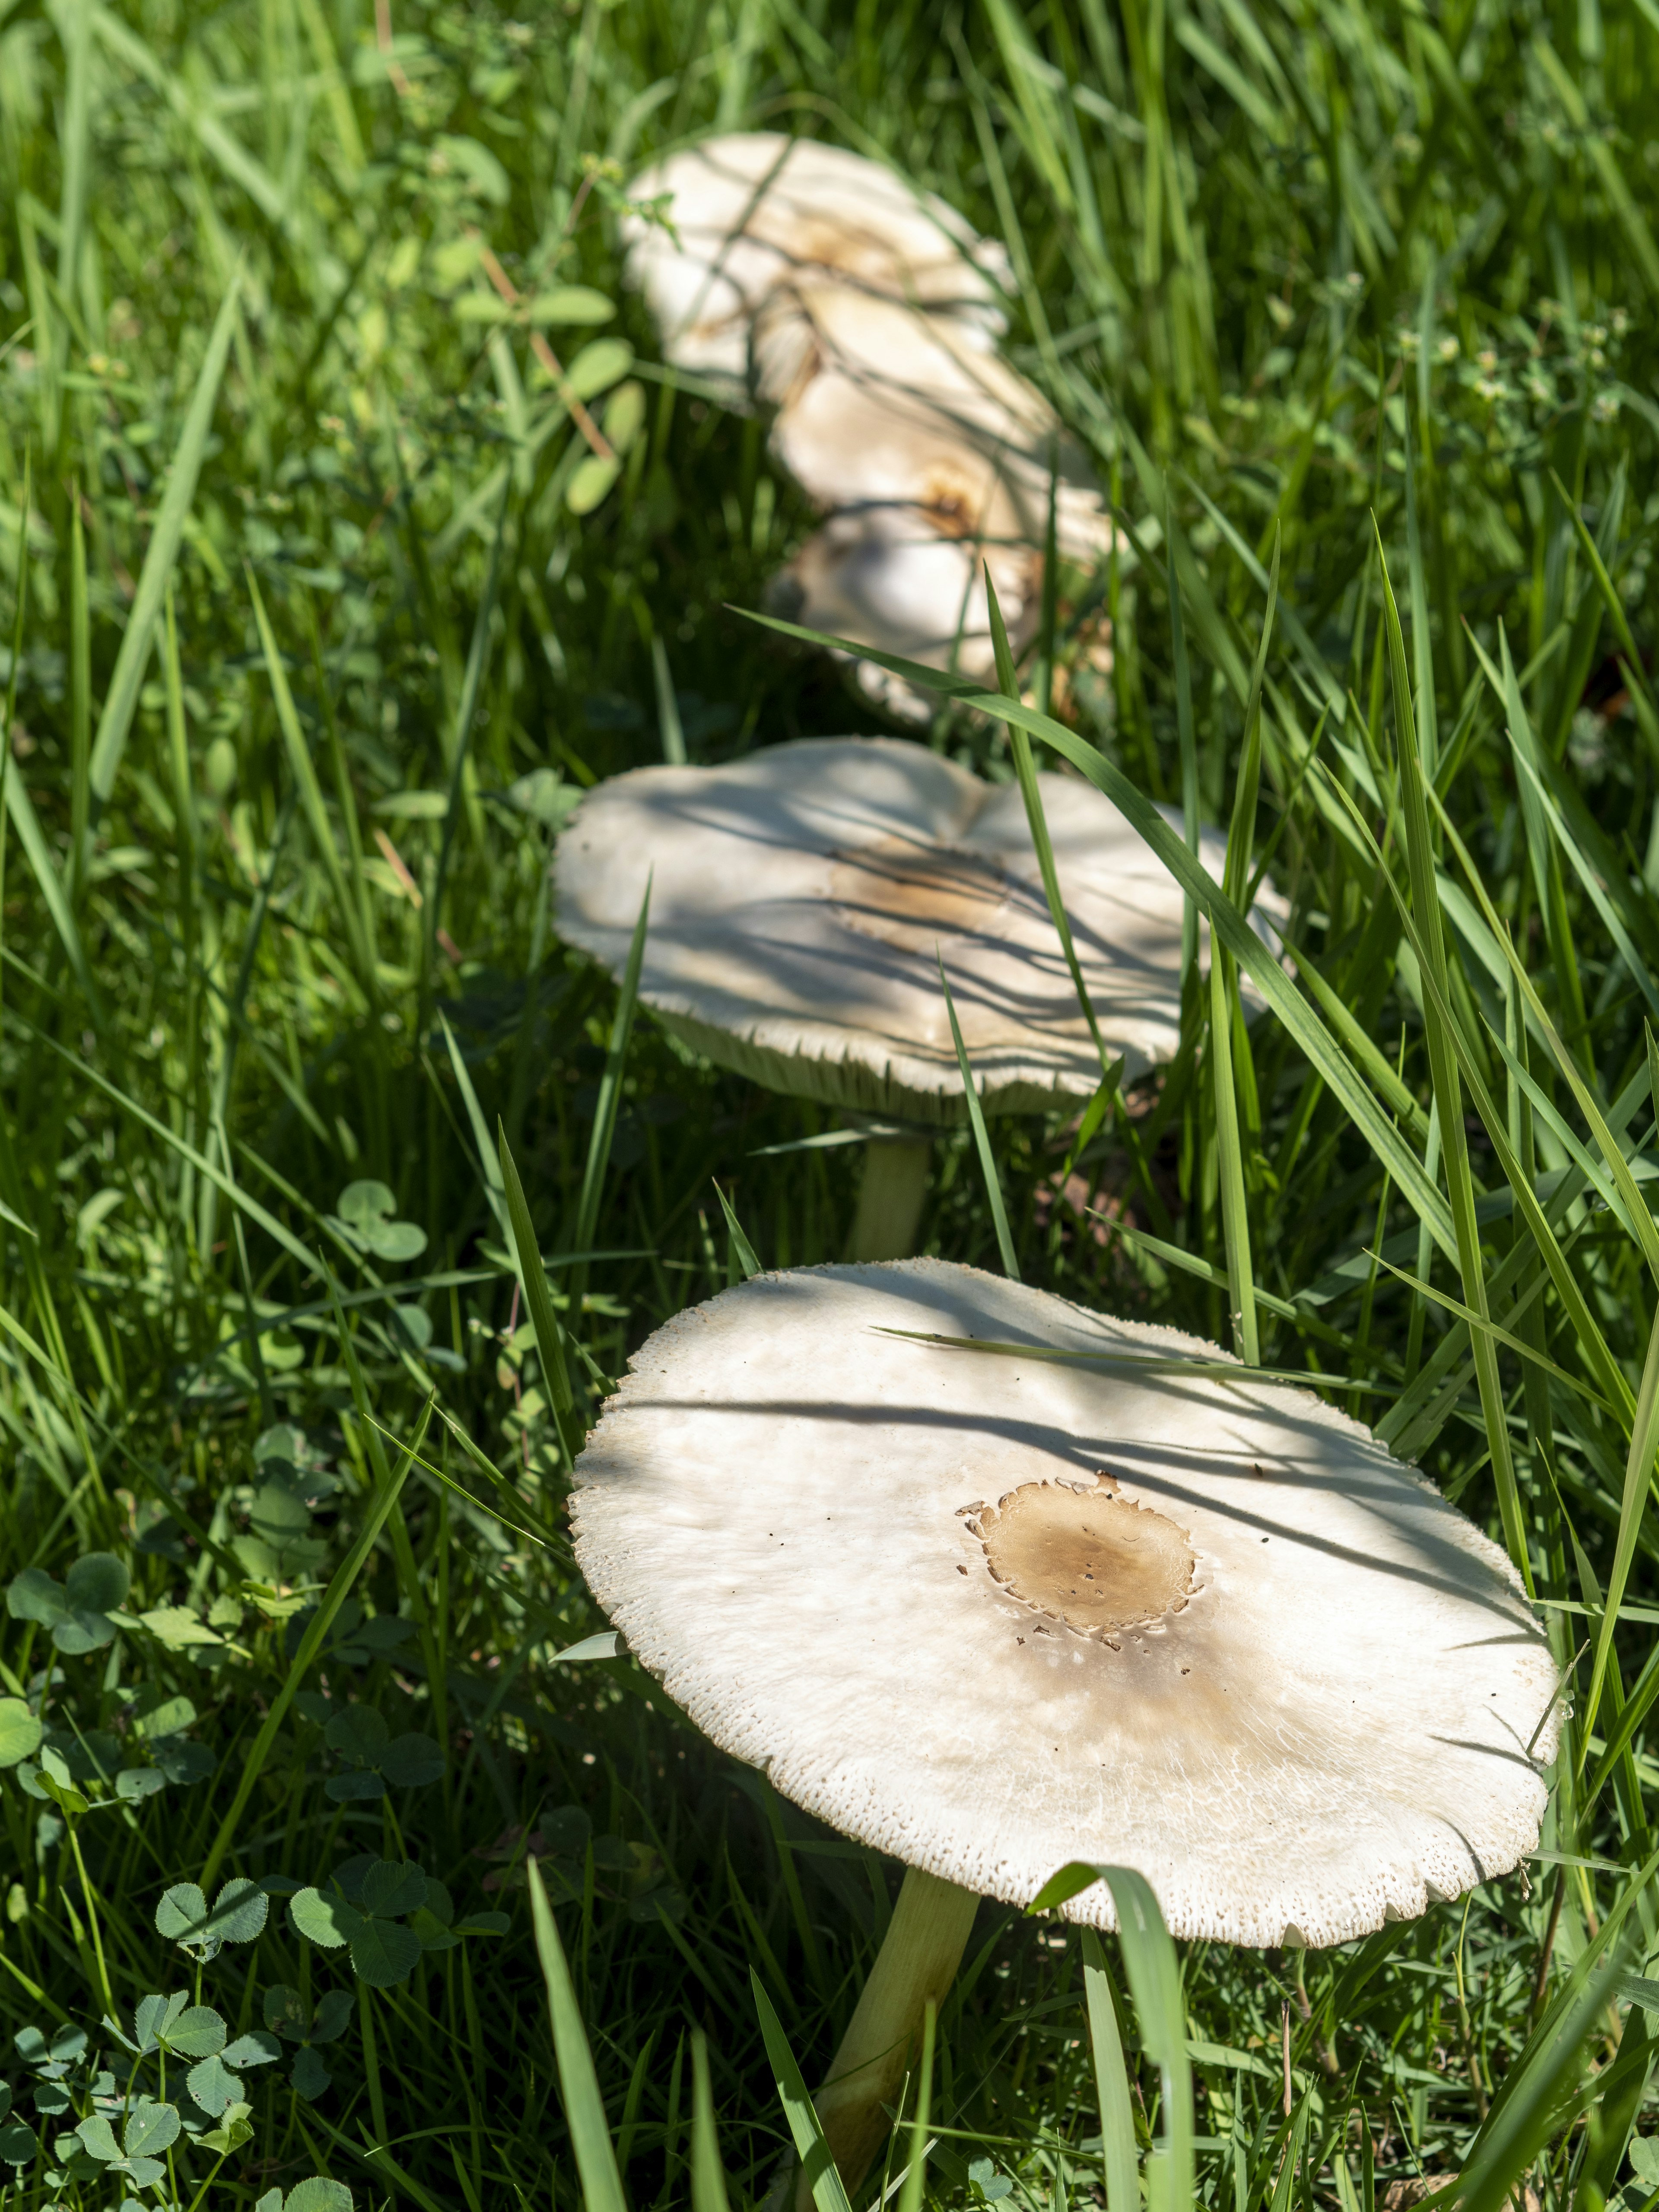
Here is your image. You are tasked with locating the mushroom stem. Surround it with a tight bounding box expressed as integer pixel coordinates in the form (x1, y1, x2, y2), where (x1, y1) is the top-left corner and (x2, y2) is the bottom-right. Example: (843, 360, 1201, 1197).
(803, 1867, 979, 2207)
(848, 1138, 931, 1262)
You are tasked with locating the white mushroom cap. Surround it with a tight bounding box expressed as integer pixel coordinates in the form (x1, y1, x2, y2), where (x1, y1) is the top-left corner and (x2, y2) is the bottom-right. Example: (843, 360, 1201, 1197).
(553, 736, 1278, 1122)
(572, 1261, 1559, 1950)
(622, 134, 1011, 394)
(773, 512, 1043, 724)
(759, 285, 1113, 567)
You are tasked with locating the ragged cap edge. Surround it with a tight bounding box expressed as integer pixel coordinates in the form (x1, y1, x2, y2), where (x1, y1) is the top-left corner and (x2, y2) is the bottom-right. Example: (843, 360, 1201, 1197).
(571, 1259, 1561, 1946)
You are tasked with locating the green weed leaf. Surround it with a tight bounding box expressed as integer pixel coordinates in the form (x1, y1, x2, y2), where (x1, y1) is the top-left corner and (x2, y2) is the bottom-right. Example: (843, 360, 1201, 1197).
(0, 1699, 41, 1767)
(290, 2048, 331, 2101)
(285, 2179, 353, 2212)
(347, 1919, 421, 1988)
(74, 2115, 119, 2164)
(289, 1889, 358, 1948)
(186, 2055, 242, 2117)
(123, 2101, 181, 2159)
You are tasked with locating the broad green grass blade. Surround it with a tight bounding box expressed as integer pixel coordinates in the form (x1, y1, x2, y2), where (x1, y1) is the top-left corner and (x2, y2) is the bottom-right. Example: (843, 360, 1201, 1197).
(1373, 527, 1530, 1587)
(528, 1857, 630, 2212)
(1582, 1306, 1659, 1747)
(712, 1183, 761, 1280)
(574, 878, 650, 1259)
(1033, 1867, 1192, 2212)
(85, 264, 242, 843)
(1167, 496, 1201, 978)
(498, 1122, 582, 1463)
(985, 566, 1111, 1081)
(894, 1998, 935, 2212)
(690, 2030, 732, 2212)
(938, 958, 1019, 1279)
(1081, 1929, 1139, 2212)
(1207, 529, 1278, 1366)
(654, 634, 687, 765)
(751, 1971, 856, 2212)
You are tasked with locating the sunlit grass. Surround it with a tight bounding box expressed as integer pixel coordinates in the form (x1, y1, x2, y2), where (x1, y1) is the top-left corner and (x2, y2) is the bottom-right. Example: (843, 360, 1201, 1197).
(0, 2, 1657, 2210)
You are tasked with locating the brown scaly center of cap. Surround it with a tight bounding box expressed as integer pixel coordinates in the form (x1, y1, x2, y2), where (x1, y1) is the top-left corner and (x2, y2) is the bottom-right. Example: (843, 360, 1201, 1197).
(975, 1478, 1194, 1637)
(829, 836, 1013, 953)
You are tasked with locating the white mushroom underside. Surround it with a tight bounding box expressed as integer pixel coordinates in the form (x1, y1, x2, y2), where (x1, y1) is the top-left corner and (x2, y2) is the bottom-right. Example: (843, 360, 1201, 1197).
(572, 1263, 1560, 1949)
(554, 737, 1278, 1120)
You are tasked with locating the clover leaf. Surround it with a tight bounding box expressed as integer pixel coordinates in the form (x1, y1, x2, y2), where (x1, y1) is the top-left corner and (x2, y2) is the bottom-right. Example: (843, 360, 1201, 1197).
(7, 1555, 129, 1653)
(155, 1878, 269, 1963)
(333, 1182, 427, 1263)
(186, 2034, 278, 2120)
(289, 1859, 430, 1988)
(78, 2101, 180, 2190)
(322, 1706, 443, 1802)
(263, 1986, 352, 2103)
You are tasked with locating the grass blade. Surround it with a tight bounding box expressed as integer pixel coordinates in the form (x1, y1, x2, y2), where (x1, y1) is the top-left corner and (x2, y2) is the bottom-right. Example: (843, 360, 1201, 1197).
(574, 878, 651, 1260)
(938, 958, 1019, 1280)
(751, 1971, 856, 2212)
(498, 1122, 582, 1465)
(527, 1858, 629, 2212)
(1373, 523, 1530, 1589)
(985, 566, 1111, 1084)
(894, 1998, 936, 2212)
(690, 2030, 732, 2212)
(85, 264, 242, 842)
(1081, 1929, 1139, 2212)
(712, 1182, 761, 1280)
(248, 566, 376, 1003)
(1034, 1867, 1192, 2212)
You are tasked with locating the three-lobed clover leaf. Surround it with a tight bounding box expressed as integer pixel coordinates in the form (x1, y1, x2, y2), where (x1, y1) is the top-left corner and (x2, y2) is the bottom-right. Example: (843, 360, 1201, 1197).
(133, 1992, 226, 2059)
(187, 2033, 280, 2120)
(155, 1878, 269, 1964)
(322, 1706, 444, 1802)
(6, 1555, 130, 1653)
(76, 2099, 180, 2189)
(333, 1181, 427, 1263)
(289, 1859, 429, 1988)
(263, 1985, 353, 2101)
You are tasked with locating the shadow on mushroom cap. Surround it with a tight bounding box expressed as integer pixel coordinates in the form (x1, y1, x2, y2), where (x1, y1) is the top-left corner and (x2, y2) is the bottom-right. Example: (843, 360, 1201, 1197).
(621, 133, 1012, 398)
(554, 736, 1284, 1124)
(572, 1261, 1559, 1951)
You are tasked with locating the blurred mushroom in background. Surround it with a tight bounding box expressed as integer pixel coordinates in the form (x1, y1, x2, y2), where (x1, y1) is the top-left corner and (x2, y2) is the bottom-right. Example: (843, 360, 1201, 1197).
(621, 133, 1111, 716)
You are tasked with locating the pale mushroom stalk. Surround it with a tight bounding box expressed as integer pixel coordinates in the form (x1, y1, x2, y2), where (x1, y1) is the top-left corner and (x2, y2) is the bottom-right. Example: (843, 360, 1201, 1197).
(801, 1867, 979, 2204)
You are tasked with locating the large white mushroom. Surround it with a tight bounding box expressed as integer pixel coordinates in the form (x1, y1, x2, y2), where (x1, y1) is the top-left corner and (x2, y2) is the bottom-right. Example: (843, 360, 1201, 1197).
(620, 133, 1011, 397)
(553, 736, 1278, 1255)
(572, 1259, 1559, 2199)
